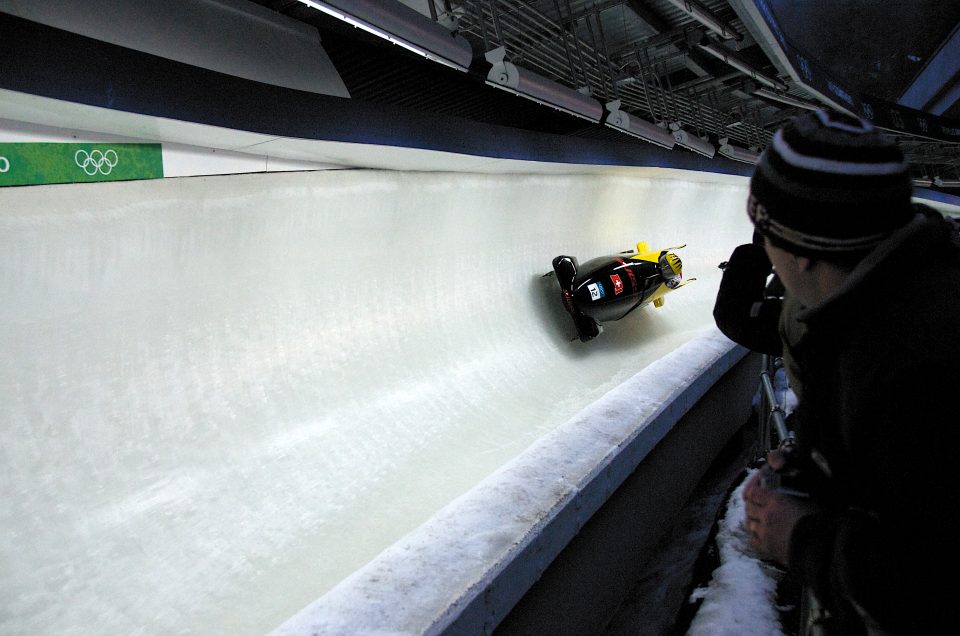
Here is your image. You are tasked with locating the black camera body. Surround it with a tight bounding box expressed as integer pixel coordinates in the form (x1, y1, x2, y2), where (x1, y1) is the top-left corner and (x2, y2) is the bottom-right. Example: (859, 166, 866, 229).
(759, 442, 813, 498)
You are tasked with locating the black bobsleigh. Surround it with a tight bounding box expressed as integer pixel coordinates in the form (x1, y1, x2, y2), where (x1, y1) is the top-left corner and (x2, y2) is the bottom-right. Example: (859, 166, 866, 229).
(548, 242, 694, 342)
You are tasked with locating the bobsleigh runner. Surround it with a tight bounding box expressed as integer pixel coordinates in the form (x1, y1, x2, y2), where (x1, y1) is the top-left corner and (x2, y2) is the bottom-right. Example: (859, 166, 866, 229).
(546, 242, 695, 342)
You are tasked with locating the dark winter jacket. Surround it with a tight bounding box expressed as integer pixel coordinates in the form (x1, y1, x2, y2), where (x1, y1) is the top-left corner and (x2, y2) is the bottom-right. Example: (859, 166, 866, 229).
(785, 211, 960, 634)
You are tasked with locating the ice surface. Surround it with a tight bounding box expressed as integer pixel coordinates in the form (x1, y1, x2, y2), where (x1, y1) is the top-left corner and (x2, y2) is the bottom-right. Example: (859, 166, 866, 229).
(0, 168, 752, 634)
(273, 329, 745, 635)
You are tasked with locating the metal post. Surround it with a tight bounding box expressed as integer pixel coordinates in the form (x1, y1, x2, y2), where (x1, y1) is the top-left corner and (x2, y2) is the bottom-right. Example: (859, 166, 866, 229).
(471, 0, 490, 51)
(553, 0, 578, 87)
(633, 52, 652, 118)
(565, 0, 589, 89)
(593, 6, 618, 98)
(759, 354, 791, 451)
(488, 0, 505, 49)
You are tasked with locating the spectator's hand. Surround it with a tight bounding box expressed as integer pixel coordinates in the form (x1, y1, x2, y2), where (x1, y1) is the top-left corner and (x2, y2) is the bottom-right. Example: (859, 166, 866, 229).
(743, 450, 819, 565)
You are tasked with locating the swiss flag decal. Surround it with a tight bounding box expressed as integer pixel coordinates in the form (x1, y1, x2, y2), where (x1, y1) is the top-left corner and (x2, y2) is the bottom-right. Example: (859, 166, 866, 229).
(610, 274, 623, 295)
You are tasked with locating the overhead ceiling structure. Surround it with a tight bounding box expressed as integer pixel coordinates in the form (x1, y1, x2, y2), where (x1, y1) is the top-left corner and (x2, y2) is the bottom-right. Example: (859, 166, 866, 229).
(252, 0, 960, 187)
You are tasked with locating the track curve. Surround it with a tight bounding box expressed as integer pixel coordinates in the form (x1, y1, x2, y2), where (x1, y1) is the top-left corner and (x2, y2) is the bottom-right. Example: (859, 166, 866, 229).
(0, 168, 752, 634)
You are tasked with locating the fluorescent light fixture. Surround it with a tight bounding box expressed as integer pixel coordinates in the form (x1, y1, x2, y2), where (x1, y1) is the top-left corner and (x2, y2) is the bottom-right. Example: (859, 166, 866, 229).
(934, 176, 960, 188)
(604, 100, 676, 149)
(485, 48, 603, 123)
(663, 0, 742, 41)
(753, 87, 820, 111)
(671, 127, 716, 158)
(297, 0, 473, 72)
(698, 40, 788, 91)
(718, 138, 760, 164)
(912, 177, 934, 188)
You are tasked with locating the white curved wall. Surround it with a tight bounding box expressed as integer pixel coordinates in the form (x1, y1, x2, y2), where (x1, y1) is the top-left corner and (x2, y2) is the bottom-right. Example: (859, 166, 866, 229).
(0, 168, 752, 634)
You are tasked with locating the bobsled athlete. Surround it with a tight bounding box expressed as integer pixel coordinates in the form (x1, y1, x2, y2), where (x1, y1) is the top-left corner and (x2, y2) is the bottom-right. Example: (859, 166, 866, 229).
(547, 242, 695, 342)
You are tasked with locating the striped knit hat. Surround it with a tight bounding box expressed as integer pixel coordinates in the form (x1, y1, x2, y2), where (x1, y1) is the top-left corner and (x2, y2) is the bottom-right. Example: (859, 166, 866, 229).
(748, 109, 913, 255)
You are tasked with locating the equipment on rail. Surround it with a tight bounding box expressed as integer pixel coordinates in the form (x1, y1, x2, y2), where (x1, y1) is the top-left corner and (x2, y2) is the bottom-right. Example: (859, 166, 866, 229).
(546, 242, 695, 342)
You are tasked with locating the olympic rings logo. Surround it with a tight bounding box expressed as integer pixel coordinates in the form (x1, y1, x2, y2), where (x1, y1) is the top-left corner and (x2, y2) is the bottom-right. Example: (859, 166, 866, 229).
(75, 149, 119, 176)
(0, 156, 9, 173)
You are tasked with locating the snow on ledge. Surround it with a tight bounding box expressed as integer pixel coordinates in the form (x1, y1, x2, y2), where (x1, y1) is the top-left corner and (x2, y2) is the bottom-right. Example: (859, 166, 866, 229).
(272, 329, 747, 635)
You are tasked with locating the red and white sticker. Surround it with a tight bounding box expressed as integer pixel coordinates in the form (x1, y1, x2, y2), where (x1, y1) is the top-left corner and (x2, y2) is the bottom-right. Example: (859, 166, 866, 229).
(610, 274, 623, 295)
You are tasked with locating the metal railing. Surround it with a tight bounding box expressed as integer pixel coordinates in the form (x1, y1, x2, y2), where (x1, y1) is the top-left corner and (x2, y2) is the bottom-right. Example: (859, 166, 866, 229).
(455, 0, 773, 149)
(756, 356, 834, 635)
(757, 353, 793, 455)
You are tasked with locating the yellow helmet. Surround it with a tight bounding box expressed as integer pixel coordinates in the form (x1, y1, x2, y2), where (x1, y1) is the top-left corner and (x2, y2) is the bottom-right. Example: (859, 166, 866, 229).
(660, 252, 682, 282)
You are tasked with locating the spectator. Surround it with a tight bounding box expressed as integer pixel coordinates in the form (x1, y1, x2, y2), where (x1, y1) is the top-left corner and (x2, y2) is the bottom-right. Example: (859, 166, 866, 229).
(740, 109, 960, 635)
(713, 229, 807, 401)
(713, 229, 782, 355)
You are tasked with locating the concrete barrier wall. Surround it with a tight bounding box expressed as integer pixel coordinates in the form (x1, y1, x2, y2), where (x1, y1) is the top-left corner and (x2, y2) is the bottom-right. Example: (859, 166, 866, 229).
(495, 351, 758, 635)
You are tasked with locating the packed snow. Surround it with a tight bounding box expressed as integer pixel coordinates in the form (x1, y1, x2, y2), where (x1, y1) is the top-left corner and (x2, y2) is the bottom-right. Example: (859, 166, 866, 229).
(687, 471, 789, 635)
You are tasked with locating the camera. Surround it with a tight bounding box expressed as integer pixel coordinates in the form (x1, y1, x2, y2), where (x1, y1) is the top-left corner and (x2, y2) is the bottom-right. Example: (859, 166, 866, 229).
(759, 443, 811, 498)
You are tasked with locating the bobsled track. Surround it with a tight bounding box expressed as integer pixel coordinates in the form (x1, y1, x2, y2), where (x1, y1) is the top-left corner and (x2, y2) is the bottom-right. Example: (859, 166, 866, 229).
(1, 167, 755, 634)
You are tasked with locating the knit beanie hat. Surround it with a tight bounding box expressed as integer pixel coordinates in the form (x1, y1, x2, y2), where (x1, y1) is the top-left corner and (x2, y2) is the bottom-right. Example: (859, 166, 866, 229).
(748, 109, 913, 255)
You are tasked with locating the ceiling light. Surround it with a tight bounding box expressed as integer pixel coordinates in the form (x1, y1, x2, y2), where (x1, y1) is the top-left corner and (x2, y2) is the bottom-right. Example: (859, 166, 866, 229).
(297, 0, 473, 72)
(718, 138, 760, 164)
(604, 101, 676, 149)
(934, 176, 960, 188)
(670, 123, 716, 158)
(484, 48, 603, 123)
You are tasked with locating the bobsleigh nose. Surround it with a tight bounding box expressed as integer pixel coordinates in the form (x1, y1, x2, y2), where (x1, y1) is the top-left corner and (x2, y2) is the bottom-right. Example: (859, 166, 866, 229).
(551, 255, 578, 291)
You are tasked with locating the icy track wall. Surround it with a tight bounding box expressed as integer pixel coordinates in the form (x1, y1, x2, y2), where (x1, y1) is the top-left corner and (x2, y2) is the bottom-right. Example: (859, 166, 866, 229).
(0, 168, 752, 634)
